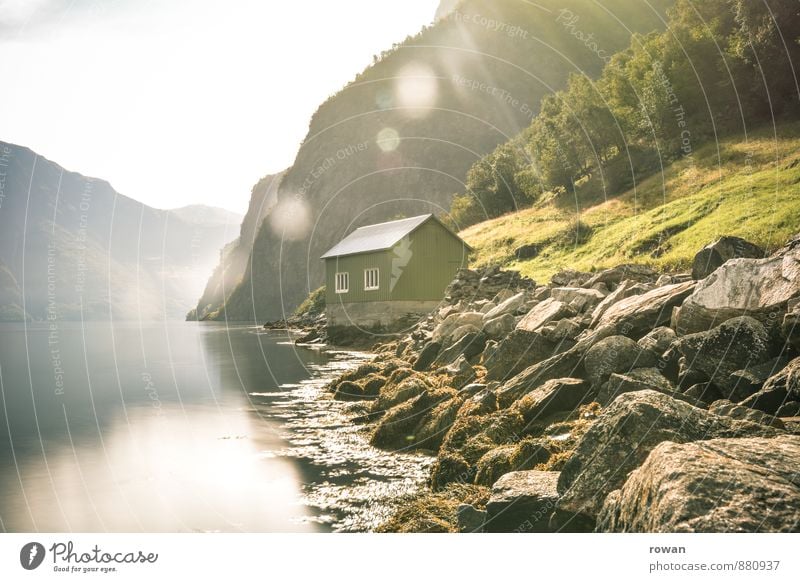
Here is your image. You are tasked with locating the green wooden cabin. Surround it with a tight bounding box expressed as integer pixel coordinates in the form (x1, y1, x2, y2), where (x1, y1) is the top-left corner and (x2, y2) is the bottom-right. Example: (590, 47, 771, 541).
(320, 214, 471, 332)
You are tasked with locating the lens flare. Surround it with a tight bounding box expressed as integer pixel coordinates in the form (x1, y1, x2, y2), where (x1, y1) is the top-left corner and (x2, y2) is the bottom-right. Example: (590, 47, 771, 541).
(394, 63, 438, 118)
(376, 127, 401, 152)
(269, 197, 311, 241)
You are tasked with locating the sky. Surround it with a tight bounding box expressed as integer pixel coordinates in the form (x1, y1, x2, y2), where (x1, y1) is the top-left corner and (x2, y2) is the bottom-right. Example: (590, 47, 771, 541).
(0, 0, 438, 213)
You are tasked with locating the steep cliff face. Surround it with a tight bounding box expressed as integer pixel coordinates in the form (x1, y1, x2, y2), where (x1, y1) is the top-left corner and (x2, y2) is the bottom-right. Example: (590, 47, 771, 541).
(188, 170, 284, 320)
(214, 0, 673, 322)
(0, 141, 240, 321)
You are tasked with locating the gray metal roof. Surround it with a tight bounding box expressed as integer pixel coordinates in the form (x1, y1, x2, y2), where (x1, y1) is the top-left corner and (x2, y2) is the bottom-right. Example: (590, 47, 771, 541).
(321, 214, 451, 259)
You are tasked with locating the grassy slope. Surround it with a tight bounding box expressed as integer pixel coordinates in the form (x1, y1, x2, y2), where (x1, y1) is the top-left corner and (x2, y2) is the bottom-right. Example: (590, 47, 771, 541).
(460, 123, 800, 282)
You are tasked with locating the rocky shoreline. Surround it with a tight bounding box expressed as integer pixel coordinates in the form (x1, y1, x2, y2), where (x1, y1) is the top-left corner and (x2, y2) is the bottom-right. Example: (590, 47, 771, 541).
(317, 234, 800, 532)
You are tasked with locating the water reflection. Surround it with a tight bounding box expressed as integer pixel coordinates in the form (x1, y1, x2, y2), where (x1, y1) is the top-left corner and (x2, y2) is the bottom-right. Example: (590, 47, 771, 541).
(0, 321, 430, 533)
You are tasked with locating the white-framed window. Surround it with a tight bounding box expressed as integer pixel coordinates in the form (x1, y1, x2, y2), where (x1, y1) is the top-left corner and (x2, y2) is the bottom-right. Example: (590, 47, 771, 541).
(364, 267, 380, 291)
(335, 272, 349, 294)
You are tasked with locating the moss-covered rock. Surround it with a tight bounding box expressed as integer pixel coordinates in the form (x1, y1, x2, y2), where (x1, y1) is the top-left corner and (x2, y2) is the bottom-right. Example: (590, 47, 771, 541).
(475, 445, 516, 486)
(430, 452, 474, 491)
(376, 483, 490, 533)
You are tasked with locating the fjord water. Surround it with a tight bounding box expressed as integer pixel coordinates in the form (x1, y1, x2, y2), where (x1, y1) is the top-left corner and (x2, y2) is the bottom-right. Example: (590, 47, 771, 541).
(0, 322, 429, 532)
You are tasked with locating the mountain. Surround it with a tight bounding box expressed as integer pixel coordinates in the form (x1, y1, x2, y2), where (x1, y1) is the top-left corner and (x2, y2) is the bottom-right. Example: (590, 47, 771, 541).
(169, 205, 243, 228)
(207, 0, 675, 322)
(0, 141, 241, 321)
(187, 170, 284, 320)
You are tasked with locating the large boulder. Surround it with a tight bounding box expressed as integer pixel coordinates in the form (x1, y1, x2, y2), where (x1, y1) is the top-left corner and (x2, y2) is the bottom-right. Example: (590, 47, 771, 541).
(708, 399, 785, 429)
(511, 378, 591, 423)
(431, 311, 484, 343)
(741, 356, 800, 415)
(637, 326, 676, 358)
(483, 313, 516, 339)
(413, 341, 441, 371)
(432, 331, 486, 368)
(595, 281, 696, 339)
(550, 287, 606, 312)
(495, 327, 616, 407)
(516, 298, 574, 332)
(677, 241, 800, 334)
(482, 292, 526, 321)
(483, 330, 561, 382)
(596, 368, 686, 406)
(590, 281, 649, 326)
(557, 390, 779, 521)
(726, 356, 791, 402)
(485, 470, 560, 532)
(674, 316, 772, 393)
(584, 335, 656, 387)
(597, 436, 800, 532)
(691, 236, 764, 280)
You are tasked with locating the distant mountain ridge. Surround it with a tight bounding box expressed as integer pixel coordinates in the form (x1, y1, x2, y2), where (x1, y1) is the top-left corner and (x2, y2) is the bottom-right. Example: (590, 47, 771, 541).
(207, 0, 675, 322)
(0, 141, 241, 321)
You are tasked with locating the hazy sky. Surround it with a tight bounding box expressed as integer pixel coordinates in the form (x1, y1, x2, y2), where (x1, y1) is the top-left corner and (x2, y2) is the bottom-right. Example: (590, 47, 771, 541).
(0, 0, 437, 213)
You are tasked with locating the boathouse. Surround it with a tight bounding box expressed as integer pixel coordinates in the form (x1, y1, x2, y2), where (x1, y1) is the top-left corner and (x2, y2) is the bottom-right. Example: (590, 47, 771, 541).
(320, 214, 471, 333)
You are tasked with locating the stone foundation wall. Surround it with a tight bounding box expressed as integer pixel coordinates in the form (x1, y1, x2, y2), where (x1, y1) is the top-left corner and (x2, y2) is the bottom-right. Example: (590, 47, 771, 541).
(327, 300, 439, 338)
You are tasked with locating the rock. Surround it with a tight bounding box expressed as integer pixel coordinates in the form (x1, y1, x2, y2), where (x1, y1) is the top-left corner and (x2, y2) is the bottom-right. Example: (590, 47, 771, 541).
(483, 313, 516, 338)
(741, 356, 800, 415)
(677, 241, 800, 334)
(492, 289, 517, 304)
(458, 383, 487, 397)
(782, 299, 800, 349)
(371, 389, 453, 449)
(597, 436, 800, 532)
(540, 318, 583, 342)
(432, 331, 486, 367)
(479, 301, 496, 314)
(778, 401, 800, 417)
(682, 382, 724, 405)
(514, 242, 544, 260)
(637, 326, 676, 358)
(516, 298, 574, 332)
(691, 236, 764, 280)
(440, 355, 477, 390)
(413, 398, 463, 451)
(430, 452, 474, 490)
(533, 286, 551, 301)
(485, 470, 560, 533)
(595, 281, 696, 338)
(551, 269, 591, 287)
(584, 335, 656, 387)
(483, 330, 561, 382)
(726, 356, 791, 402)
(475, 445, 516, 486)
(596, 368, 691, 407)
(511, 378, 591, 423)
(413, 341, 441, 371)
(584, 264, 656, 288)
(557, 390, 779, 520)
(550, 287, 606, 312)
(589, 281, 649, 326)
(482, 292, 526, 321)
(495, 327, 616, 407)
(432, 311, 484, 343)
(708, 399, 785, 429)
(457, 504, 486, 533)
(374, 374, 430, 411)
(674, 316, 771, 392)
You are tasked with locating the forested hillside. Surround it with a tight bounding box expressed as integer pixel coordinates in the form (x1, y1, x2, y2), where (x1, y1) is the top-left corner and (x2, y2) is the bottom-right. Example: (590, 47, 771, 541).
(449, 0, 800, 227)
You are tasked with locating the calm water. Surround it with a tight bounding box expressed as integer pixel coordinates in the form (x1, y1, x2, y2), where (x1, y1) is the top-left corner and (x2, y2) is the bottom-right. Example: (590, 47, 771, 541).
(0, 322, 431, 532)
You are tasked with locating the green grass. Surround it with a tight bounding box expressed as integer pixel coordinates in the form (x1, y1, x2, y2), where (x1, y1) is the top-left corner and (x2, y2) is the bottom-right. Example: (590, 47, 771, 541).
(460, 123, 800, 283)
